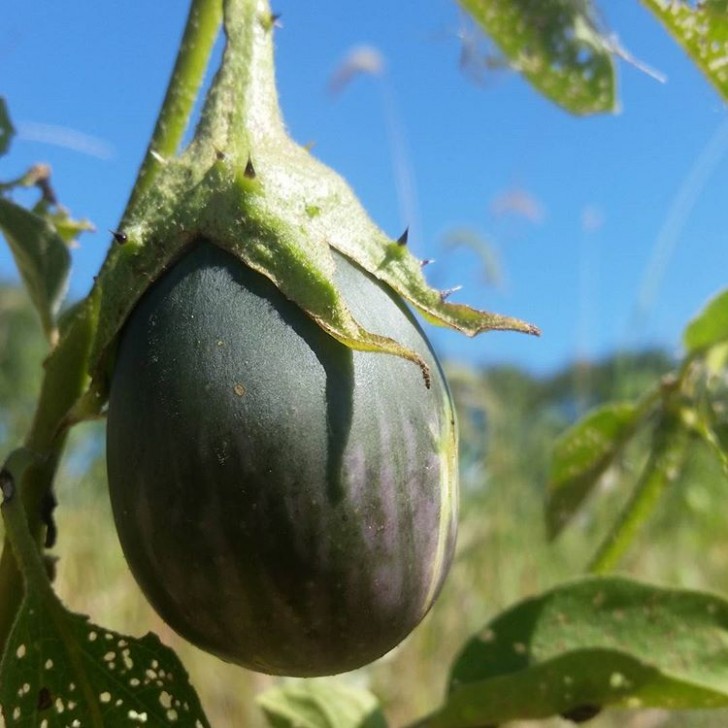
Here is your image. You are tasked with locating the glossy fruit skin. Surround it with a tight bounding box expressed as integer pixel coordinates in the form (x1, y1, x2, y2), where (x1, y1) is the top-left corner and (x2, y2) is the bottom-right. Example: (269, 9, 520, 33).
(106, 239, 458, 677)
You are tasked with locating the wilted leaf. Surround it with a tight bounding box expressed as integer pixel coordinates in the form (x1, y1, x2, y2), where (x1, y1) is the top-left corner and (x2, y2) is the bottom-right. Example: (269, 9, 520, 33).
(457, 0, 616, 115)
(0, 196, 71, 337)
(258, 681, 388, 728)
(642, 0, 728, 101)
(0, 588, 210, 727)
(423, 577, 728, 727)
(546, 402, 641, 539)
(0, 98, 14, 157)
(684, 288, 728, 354)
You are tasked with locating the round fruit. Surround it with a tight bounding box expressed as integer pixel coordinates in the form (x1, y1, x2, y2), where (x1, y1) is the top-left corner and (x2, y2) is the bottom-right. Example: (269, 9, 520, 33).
(106, 238, 458, 676)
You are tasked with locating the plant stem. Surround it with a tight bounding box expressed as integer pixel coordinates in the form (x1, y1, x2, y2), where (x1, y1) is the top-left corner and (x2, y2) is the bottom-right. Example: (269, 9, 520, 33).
(190, 0, 282, 161)
(0, 0, 224, 657)
(587, 414, 689, 574)
(0, 300, 95, 655)
(123, 0, 223, 219)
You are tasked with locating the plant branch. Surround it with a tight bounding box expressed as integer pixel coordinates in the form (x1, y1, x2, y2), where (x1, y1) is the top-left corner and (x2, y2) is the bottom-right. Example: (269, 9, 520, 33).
(587, 413, 689, 574)
(0, 300, 96, 655)
(123, 0, 223, 219)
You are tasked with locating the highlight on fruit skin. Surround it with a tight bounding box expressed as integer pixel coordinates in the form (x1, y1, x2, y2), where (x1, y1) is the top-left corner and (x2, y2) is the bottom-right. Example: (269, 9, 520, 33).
(106, 238, 459, 676)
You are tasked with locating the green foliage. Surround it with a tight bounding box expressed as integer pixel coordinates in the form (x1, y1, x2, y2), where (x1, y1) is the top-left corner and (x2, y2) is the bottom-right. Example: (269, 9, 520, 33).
(0, 197, 72, 340)
(426, 577, 728, 726)
(642, 0, 728, 102)
(457, 0, 616, 115)
(547, 402, 642, 538)
(684, 288, 728, 354)
(547, 288, 728, 573)
(258, 682, 388, 728)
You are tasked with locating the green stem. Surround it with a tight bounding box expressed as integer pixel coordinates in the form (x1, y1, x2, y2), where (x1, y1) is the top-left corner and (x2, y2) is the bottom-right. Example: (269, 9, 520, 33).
(587, 413, 689, 574)
(0, 0, 224, 658)
(190, 0, 282, 162)
(0, 300, 95, 655)
(122, 0, 223, 219)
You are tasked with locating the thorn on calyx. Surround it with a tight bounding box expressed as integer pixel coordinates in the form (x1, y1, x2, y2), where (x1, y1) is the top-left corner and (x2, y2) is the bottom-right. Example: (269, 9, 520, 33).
(270, 12, 282, 26)
(215, 148, 227, 161)
(244, 157, 257, 179)
(439, 285, 462, 302)
(420, 258, 435, 268)
(0, 468, 14, 503)
(110, 230, 127, 244)
(397, 227, 409, 246)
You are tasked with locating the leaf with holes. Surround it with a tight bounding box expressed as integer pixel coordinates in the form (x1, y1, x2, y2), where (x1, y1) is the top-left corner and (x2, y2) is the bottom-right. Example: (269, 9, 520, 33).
(420, 577, 728, 727)
(0, 97, 13, 157)
(642, 0, 728, 101)
(684, 288, 728, 354)
(0, 586, 211, 728)
(546, 402, 642, 539)
(258, 681, 388, 728)
(457, 0, 616, 115)
(0, 197, 71, 338)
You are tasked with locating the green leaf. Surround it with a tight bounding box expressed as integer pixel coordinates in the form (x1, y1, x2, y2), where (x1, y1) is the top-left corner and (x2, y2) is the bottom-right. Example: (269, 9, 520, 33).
(0, 197, 71, 338)
(0, 589, 211, 728)
(546, 402, 641, 539)
(33, 201, 96, 247)
(0, 445, 209, 728)
(642, 0, 728, 102)
(457, 0, 616, 115)
(0, 98, 14, 157)
(258, 682, 388, 728)
(424, 577, 728, 727)
(684, 288, 728, 354)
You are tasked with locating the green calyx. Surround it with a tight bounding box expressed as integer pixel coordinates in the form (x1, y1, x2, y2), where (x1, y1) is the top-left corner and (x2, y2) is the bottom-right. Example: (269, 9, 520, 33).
(89, 0, 539, 389)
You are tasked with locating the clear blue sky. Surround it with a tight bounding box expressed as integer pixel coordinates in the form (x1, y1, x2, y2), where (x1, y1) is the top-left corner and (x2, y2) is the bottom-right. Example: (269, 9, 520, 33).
(2, 1, 727, 374)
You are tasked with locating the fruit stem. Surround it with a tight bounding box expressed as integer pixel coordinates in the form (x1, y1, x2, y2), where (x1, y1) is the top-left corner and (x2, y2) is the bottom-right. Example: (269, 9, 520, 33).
(123, 0, 223, 219)
(190, 0, 283, 163)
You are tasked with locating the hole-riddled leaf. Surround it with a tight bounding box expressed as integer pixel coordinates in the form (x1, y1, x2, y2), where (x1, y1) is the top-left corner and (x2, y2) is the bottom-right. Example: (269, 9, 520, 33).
(0, 197, 71, 338)
(258, 681, 388, 728)
(0, 98, 14, 157)
(642, 0, 728, 101)
(457, 0, 616, 115)
(0, 587, 210, 728)
(684, 288, 728, 354)
(546, 402, 641, 539)
(423, 577, 728, 727)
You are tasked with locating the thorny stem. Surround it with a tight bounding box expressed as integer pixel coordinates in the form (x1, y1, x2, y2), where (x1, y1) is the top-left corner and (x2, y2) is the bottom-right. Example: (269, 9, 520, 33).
(0, 0, 224, 657)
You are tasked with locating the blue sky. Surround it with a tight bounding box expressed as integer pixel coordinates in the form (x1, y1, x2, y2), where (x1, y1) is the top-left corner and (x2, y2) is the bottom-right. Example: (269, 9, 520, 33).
(2, 1, 727, 374)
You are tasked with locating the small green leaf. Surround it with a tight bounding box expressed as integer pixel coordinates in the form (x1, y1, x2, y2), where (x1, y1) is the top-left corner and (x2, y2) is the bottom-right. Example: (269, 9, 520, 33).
(642, 0, 728, 101)
(684, 288, 728, 354)
(42, 205, 95, 247)
(0, 589, 211, 727)
(0, 98, 14, 157)
(424, 577, 728, 727)
(258, 682, 388, 728)
(546, 402, 641, 539)
(457, 0, 616, 115)
(0, 197, 71, 338)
